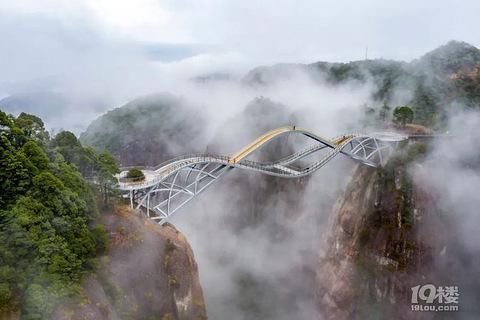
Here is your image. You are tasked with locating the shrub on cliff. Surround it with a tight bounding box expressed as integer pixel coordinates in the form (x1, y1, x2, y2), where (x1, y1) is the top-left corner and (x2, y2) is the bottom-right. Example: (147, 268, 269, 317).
(393, 106, 414, 127)
(126, 168, 145, 181)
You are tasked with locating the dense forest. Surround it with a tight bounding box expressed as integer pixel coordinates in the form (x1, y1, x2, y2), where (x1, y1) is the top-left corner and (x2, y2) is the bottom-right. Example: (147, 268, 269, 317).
(0, 111, 118, 319)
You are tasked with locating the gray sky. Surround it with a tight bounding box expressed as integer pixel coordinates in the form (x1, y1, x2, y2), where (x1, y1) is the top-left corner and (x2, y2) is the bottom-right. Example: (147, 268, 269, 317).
(1, 0, 479, 71)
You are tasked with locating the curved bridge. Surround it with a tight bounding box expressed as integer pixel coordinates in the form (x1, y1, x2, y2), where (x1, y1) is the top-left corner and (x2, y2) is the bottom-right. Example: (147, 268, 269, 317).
(117, 126, 408, 224)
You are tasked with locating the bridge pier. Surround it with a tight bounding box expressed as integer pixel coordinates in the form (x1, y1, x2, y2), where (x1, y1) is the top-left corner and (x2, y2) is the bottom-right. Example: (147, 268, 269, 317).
(146, 192, 150, 218)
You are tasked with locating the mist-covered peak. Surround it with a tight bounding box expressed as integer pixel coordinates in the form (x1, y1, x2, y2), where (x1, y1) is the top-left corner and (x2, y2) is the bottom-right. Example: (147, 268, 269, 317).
(243, 63, 309, 86)
(191, 72, 237, 84)
(80, 93, 206, 166)
(415, 40, 480, 74)
(422, 40, 480, 61)
(244, 96, 288, 118)
(0, 91, 111, 134)
(0, 91, 68, 116)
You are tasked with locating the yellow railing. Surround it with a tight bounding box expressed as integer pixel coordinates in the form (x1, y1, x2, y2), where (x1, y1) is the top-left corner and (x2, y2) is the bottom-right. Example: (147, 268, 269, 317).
(228, 126, 356, 164)
(332, 135, 354, 145)
(228, 126, 294, 163)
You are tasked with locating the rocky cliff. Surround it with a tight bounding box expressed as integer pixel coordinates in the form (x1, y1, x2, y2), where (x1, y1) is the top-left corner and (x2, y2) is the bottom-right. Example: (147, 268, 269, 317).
(316, 142, 472, 319)
(53, 206, 207, 320)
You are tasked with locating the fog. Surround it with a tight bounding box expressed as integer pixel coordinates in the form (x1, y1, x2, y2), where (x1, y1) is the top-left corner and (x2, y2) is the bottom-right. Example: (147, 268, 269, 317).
(170, 159, 359, 319)
(164, 71, 374, 319)
(412, 111, 480, 318)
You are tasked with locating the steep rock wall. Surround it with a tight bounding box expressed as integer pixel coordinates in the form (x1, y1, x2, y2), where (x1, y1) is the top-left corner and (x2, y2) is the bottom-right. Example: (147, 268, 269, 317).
(54, 206, 207, 320)
(316, 144, 459, 319)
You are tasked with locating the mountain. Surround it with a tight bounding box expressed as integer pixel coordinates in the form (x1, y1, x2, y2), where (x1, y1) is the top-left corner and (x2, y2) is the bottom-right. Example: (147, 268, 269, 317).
(0, 91, 68, 116)
(244, 41, 480, 85)
(243, 41, 480, 125)
(192, 72, 237, 84)
(80, 94, 206, 167)
(414, 40, 480, 76)
(0, 91, 112, 134)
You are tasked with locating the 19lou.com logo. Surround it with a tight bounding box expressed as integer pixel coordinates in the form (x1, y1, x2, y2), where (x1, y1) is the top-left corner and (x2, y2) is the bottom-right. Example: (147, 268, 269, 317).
(411, 284, 459, 312)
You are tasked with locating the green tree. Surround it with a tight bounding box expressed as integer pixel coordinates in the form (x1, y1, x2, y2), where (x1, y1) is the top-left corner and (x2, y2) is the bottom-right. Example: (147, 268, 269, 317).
(126, 168, 145, 181)
(52, 131, 95, 176)
(51, 131, 81, 165)
(96, 151, 119, 205)
(411, 83, 437, 126)
(52, 131, 80, 148)
(0, 266, 15, 311)
(14, 112, 49, 142)
(393, 106, 414, 127)
(21, 140, 50, 173)
(0, 110, 13, 128)
(0, 137, 32, 207)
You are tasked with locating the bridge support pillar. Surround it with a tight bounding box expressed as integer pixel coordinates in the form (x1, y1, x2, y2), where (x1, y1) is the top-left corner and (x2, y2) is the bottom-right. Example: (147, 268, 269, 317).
(146, 192, 150, 218)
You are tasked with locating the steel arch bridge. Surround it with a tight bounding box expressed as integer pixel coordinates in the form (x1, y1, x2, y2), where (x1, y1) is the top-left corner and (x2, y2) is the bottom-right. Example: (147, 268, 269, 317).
(117, 126, 408, 224)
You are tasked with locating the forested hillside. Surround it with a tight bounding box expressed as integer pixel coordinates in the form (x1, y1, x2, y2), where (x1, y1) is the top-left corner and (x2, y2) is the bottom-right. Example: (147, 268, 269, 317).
(79, 94, 206, 167)
(245, 41, 480, 128)
(0, 111, 118, 319)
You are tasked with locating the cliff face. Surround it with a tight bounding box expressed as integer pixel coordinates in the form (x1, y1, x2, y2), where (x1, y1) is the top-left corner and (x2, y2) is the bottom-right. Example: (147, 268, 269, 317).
(54, 206, 207, 320)
(316, 143, 460, 319)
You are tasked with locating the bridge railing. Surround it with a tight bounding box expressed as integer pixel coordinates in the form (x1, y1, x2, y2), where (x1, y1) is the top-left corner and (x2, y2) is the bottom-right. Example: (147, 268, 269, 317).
(118, 154, 233, 190)
(119, 153, 230, 172)
(257, 143, 326, 166)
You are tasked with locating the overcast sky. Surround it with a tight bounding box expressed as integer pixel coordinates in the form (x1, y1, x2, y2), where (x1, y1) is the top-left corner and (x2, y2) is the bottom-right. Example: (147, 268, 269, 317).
(2, 0, 479, 70)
